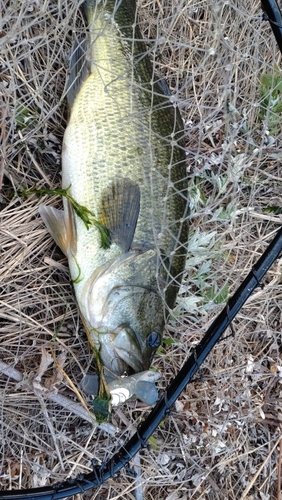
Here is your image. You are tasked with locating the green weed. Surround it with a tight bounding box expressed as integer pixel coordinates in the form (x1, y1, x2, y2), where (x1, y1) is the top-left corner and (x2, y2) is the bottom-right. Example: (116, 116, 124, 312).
(18, 184, 111, 249)
(15, 104, 38, 130)
(259, 66, 282, 134)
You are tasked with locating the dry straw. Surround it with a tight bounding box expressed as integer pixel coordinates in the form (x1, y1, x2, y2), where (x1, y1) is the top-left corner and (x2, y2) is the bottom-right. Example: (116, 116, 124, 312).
(1, 0, 282, 499)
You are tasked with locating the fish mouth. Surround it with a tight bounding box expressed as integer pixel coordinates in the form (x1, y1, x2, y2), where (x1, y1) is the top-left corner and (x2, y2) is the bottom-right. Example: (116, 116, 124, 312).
(112, 326, 146, 373)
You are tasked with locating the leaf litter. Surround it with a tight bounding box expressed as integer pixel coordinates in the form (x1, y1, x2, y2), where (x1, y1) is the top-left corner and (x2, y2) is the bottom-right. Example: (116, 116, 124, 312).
(1, 0, 282, 499)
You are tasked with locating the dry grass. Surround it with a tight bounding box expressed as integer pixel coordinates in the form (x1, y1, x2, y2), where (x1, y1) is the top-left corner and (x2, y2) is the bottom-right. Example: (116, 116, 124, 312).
(1, 0, 282, 498)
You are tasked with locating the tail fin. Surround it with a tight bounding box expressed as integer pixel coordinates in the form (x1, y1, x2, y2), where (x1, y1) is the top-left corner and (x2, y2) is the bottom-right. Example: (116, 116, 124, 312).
(82, 0, 137, 24)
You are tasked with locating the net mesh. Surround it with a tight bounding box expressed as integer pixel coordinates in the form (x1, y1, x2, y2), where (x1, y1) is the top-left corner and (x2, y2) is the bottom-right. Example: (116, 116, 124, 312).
(1, 0, 282, 498)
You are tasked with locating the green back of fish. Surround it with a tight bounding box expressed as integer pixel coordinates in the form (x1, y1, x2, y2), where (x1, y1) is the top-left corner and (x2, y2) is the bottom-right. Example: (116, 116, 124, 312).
(66, 0, 188, 310)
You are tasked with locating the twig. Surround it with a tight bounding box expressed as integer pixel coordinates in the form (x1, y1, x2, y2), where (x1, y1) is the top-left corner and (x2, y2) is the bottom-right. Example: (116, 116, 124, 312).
(0, 94, 7, 189)
(241, 435, 281, 498)
(68, 427, 97, 478)
(49, 342, 91, 416)
(115, 409, 144, 500)
(17, 130, 52, 186)
(0, 361, 22, 382)
(0, 360, 115, 435)
(277, 434, 282, 500)
(37, 393, 65, 471)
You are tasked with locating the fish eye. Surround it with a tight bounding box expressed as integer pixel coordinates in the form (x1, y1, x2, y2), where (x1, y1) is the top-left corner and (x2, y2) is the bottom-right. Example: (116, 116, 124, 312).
(146, 331, 161, 349)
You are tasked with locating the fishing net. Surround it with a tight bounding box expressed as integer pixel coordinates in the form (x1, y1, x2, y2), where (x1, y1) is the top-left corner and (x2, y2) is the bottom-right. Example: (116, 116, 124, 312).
(1, 0, 282, 498)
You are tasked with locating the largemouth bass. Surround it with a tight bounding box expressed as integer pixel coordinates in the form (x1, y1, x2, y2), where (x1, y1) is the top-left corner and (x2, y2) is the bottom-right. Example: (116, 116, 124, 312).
(40, 0, 188, 404)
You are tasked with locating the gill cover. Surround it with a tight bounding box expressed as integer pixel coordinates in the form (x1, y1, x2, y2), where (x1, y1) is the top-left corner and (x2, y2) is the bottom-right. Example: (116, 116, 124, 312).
(80, 250, 164, 375)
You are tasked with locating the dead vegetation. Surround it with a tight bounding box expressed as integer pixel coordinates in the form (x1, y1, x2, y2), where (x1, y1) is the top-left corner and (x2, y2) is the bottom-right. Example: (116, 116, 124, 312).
(1, 0, 282, 499)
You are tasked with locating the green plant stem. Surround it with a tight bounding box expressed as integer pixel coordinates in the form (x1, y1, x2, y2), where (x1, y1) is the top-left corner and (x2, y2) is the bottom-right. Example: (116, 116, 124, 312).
(19, 185, 111, 249)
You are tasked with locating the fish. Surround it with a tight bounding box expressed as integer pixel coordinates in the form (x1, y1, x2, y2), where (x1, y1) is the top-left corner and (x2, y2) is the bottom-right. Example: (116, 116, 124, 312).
(40, 0, 188, 405)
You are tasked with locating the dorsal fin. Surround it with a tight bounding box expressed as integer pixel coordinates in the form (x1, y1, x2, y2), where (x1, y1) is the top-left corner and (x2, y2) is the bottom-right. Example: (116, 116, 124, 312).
(65, 38, 89, 108)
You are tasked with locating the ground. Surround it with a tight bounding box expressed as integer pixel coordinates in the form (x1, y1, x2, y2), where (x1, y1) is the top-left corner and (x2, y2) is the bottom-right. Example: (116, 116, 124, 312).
(0, 1, 282, 499)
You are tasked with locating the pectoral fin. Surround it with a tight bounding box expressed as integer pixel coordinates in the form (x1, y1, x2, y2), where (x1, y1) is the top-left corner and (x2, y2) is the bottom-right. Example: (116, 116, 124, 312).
(134, 380, 159, 405)
(39, 203, 76, 255)
(99, 178, 140, 252)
